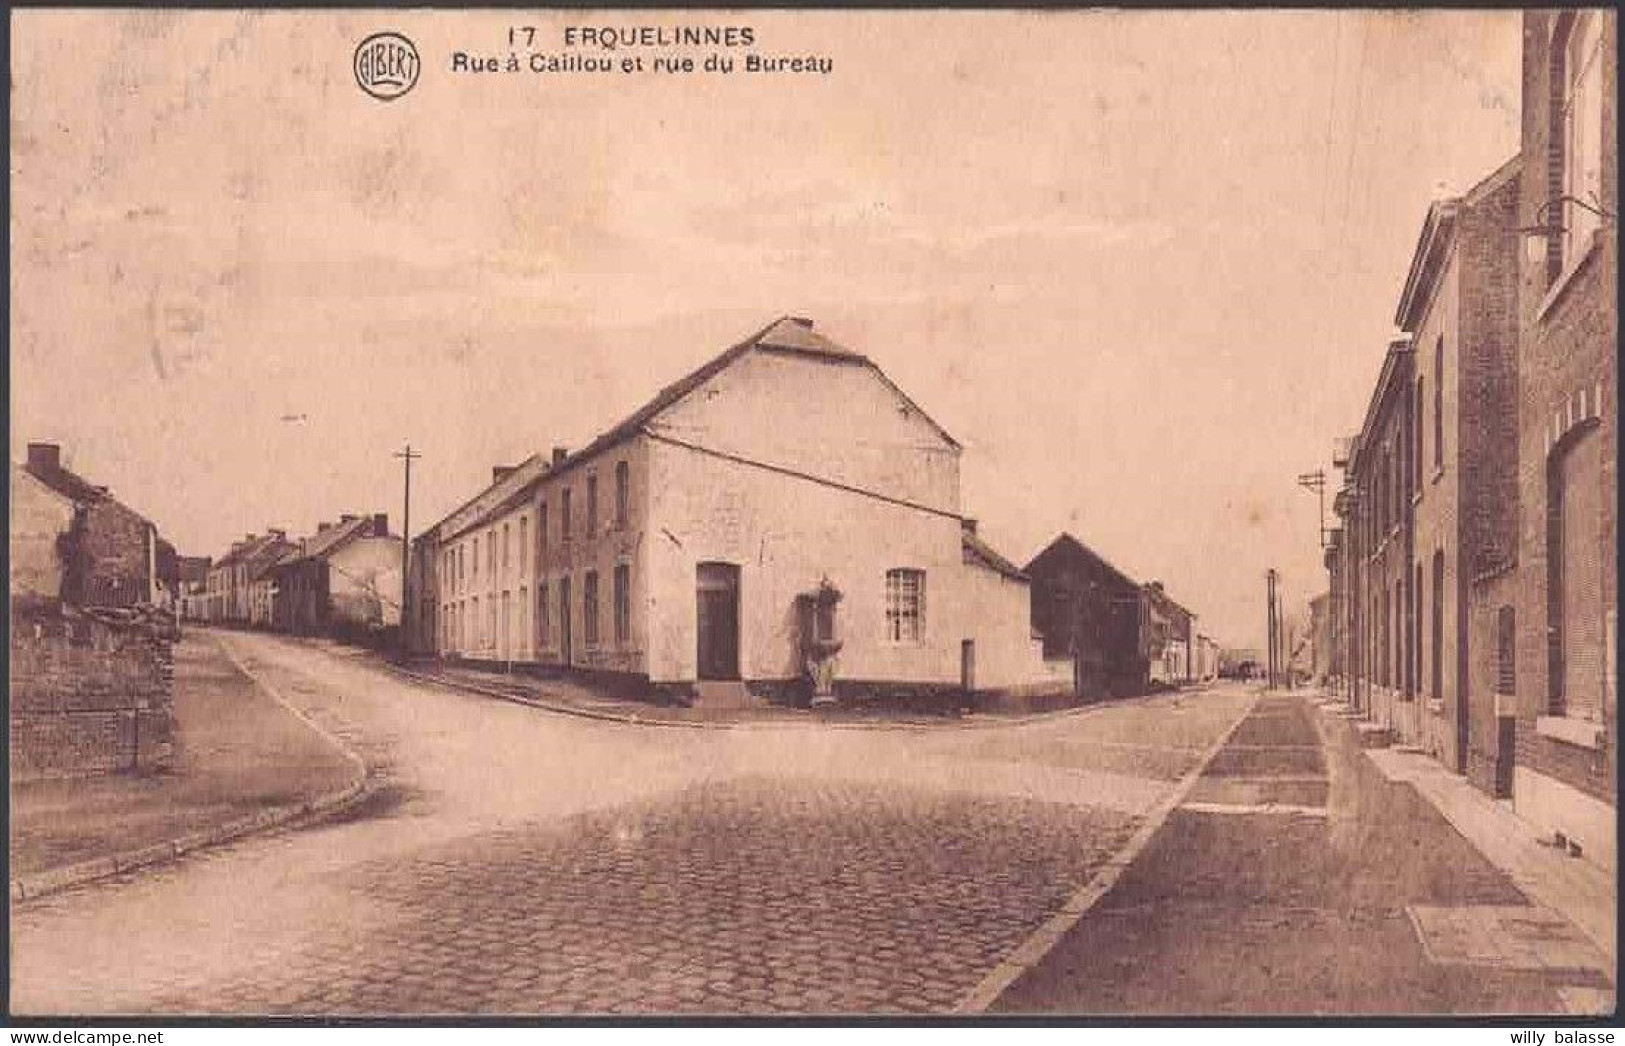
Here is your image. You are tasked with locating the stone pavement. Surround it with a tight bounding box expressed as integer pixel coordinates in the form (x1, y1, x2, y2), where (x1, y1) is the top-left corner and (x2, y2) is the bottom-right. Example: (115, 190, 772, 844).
(1365, 743, 1617, 968)
(10, 631, 1258, 1017)
(148, 778, 1137, 1015)
(989, 692, 1613, 1015)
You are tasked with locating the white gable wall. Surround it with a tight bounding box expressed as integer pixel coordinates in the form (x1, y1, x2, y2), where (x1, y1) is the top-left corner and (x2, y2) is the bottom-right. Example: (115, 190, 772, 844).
(650, 349, 960, 516)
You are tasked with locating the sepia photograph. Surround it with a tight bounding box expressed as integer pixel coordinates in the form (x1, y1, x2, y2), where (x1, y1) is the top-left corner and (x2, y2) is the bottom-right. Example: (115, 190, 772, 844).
(6, 6, 1618, 1024)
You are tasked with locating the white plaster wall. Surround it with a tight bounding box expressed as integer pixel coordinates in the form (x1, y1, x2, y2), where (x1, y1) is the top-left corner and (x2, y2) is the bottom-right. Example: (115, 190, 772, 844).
(648, 439, 1040, 689)
(9, 466, 73, 600)
(650, 349, 961, 515)
(957, 562, 1053, 689)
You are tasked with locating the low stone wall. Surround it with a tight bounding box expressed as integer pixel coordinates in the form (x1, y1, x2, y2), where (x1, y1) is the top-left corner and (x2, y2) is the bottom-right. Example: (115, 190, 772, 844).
(10, 599, 176, 779)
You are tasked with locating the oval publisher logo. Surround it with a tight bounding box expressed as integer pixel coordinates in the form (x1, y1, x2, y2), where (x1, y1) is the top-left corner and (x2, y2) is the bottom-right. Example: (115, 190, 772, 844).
(354, 32, 420, 101)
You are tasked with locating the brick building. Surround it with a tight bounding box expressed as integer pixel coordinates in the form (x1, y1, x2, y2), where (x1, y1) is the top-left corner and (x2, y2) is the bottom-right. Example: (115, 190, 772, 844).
(1025, 532, 1149, 699)
(1392, 157, 1522, 784)
(1344, 338, 1418, 739)
(1506, 8, 1616, 866)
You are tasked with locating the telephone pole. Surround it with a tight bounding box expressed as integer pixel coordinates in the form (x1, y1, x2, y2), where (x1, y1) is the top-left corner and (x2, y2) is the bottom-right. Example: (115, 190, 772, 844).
(394, 442, 420, 662)
(1297, 469, 1328, 548)
(1266, 568, 1279, 689)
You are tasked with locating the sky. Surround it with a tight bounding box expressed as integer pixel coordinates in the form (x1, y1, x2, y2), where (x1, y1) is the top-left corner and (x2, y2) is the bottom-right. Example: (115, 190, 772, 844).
(10, 11, 1525, 649)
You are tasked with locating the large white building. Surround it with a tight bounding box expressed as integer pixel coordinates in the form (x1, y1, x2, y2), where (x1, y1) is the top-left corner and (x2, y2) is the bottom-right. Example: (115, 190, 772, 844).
(412, 317, 1057, 704)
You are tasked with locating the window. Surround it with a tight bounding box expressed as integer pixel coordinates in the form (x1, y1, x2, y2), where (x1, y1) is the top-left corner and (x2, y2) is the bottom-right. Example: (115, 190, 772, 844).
(1496, 606, 1516, 696)
(503, 524, 510, 571)
(562, 489, 573, 540)
(519, 516, 528, 574)
(489, 597, 497, 650)
(1433, 337, 1444, 471)
(538, 582, 550, 647)
(1549, 426, 1606, 720)
(1415, 378, 1425, 491)
(518, 586, 528, 655)
(885, 568, 925, 643)
(1412, 562, 1423, 697)
(538, 503, 548, 556)
(472, 596, 480, 647)
(488, 533, 496, 584)
(587, 474, 599, 535)
(471, 540, 478, 580)
(613, 564, 630, 645)
(615, 461, 630, 528)
(584, 570, 600, 646)
(1430, 551, 1445, 705)
(1560, 11, 1604, 272)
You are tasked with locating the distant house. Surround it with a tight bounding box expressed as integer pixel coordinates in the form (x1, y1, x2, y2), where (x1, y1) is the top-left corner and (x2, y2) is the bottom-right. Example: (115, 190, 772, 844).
(1024, 532, 1148, 699)
(175, 555, 211, 621)
(205, 530, 295, 626)
(13, 442, 164, 608)
(1143, 581, 1196, 686)
(271, 513, 402, 639)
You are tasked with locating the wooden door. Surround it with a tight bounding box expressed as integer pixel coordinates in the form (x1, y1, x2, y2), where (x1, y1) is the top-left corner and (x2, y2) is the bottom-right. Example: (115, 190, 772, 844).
(696, 562, 740, 680)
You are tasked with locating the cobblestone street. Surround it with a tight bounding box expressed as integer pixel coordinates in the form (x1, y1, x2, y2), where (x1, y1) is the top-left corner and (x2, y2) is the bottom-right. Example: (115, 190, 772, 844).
(10, 631, 1254, 1016)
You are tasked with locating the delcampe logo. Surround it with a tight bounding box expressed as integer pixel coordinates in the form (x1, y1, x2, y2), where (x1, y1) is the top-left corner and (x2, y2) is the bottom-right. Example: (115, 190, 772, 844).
(354, 31, 420, 101)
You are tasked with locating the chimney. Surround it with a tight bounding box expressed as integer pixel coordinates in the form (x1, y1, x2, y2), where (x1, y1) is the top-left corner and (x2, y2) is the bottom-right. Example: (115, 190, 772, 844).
(492, 465, 516, 484)
(26, 442, 61, 474)
(317, 522, 332, 533)
(790, 316, 814, 328)
(372, 513, 388, 535)
(340, 513, 358, 523)
(961, 518, 978, 535)
(244, 533, 257, 543)
(552, 446, 569, 466)
(268, 528, 286, 540)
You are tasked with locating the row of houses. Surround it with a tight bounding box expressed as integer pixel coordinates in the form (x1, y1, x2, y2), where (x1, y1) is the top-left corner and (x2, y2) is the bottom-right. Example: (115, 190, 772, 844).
(185, 514, 404, 643)
(399, 315, 1216, 708)
(1024, 534, 1221, 698)
(1324, 9, 1615, 868)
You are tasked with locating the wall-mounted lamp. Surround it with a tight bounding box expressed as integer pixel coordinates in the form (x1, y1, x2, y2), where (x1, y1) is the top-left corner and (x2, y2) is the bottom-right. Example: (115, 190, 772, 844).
(1517, 194, 1617, 266)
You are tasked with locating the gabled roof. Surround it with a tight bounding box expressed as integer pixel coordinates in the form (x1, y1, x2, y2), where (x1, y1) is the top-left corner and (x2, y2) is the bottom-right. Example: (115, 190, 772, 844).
(422, 452, 548, 541)
(215, 532, 292, 577)
(455, 316, 961, 539)
(962, 529, 1027, 581)
(1024, 531, 1139, 592)
(1347, 336, 1415, 472)
(1394, 155, 1520, 332)
(279, 516, 380, 566)
(23, 458, 110, 506)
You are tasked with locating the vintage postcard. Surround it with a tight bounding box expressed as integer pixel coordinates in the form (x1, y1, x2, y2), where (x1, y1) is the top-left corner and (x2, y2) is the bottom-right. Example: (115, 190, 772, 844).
(7, 8, 1617, 1022)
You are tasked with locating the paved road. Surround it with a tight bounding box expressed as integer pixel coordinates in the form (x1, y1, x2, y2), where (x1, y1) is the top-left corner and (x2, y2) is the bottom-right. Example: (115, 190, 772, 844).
(990, 693, 1614, 1016)
(11, 632, 1254, 1016)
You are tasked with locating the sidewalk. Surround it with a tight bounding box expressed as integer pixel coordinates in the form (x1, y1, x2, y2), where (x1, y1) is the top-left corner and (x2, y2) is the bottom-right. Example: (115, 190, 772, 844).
(1364, 744, 1616, 967)
(391, 659, 1173, 732)
(10, 631, 365, 896)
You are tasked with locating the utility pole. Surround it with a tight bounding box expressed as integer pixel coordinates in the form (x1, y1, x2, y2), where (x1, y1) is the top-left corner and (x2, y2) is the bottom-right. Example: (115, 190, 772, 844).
(1266, 568, 1279, 689)
(1297, 469, 1328, 548)
(394, 442, 420, 663)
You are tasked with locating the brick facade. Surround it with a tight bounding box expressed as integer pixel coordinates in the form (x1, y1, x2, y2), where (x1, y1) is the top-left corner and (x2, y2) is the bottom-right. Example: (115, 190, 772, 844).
(10, 602, 176, 780)
(1509, 10, 1617, 859)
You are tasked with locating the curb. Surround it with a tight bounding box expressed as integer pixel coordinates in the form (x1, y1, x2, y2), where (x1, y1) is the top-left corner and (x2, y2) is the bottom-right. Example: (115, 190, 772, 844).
(386, 662, 1212, 735)
(951, 685, 1265, 1013)
(11, 635, 374, 906)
